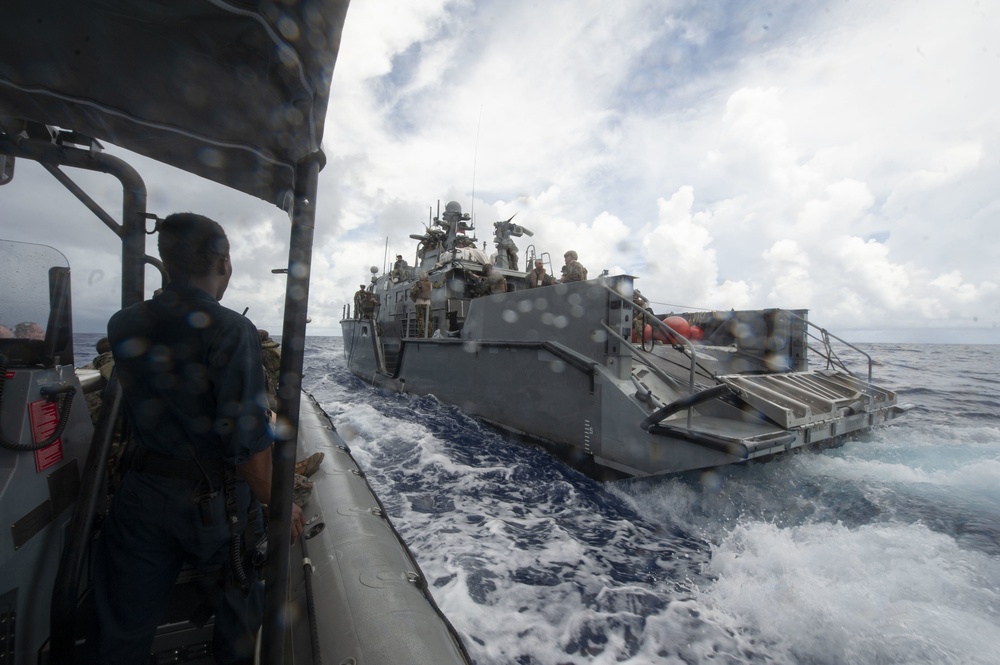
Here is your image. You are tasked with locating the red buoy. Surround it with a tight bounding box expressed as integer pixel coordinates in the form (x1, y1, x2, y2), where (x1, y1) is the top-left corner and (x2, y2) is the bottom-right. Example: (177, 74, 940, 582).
(688, 325, 703, 341)
(663, 316, 691, 341)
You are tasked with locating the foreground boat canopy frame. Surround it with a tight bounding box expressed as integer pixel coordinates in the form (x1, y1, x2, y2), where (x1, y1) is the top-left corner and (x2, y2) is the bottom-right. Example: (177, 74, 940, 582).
(1, 2, 351, 663)
(0, 0, 349, 209)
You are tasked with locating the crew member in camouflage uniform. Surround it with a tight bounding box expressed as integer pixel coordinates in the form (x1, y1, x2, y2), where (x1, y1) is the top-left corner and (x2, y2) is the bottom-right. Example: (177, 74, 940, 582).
(560, 250, 588, 283)
(256, 328, 320, 506)
(632, 289, 650, 342)
(470, 264, 507, 296)
(353, 284, 377, 320)
(364, 288, 378, 319)
(82, 337, 126, 485)
(493, 220, 519, 270)
(91, 336, 115, 377)
(483, 264, 507, 294)
(82, 337, 116, 425)
(526, 259, 556, 288)
(409, 273, 432, 338)
(353, 285, 366, 319)
(390, 255, 408, 283)
(258, 329, 281, 411)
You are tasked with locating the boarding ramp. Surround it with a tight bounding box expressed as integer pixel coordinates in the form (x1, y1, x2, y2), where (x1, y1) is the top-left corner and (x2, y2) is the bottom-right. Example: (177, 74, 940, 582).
(718, 370, 899, 429)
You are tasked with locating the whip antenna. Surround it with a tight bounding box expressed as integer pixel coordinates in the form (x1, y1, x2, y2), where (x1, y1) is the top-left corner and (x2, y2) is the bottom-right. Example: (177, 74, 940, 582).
(470, 104, 482, 221)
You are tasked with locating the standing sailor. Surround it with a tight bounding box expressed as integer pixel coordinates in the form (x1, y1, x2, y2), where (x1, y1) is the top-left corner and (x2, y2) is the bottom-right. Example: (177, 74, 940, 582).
(481, 263, 507, 294)
(85, 213, 304, 664)
(492, 216, 532, 271)
(526, 259, 556, 288)
(353, 284, 371, 319)
(409, 273, 433, 338)
(560, 250, 588, 283)
(258, 329, 281, 410)
(631, 289, 650, 341)
(390, 255, 408, 282)
(469, 263, 507, 296)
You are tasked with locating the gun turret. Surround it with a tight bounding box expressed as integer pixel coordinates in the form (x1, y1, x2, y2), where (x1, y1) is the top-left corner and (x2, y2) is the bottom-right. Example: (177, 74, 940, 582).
(492, 214, 531, 270)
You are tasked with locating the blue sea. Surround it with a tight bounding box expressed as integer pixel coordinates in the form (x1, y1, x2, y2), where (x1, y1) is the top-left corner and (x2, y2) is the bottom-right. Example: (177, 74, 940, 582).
(75, 336, 1000, 664)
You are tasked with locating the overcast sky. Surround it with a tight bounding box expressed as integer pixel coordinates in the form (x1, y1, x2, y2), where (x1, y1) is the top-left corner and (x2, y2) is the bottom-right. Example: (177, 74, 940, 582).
(3, 0, 998, 343)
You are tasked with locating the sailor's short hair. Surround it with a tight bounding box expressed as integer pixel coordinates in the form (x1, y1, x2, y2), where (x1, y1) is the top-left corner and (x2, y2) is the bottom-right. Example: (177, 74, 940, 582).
(158, 212, 229, 279)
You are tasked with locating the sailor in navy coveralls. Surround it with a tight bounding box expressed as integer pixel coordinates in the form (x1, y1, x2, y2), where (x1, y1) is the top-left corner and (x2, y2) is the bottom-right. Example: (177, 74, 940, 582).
(85, 213, 303, 664)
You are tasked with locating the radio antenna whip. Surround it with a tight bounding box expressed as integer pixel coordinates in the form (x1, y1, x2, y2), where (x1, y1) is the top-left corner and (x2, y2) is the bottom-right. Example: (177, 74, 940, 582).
(470, 104, 483, 222)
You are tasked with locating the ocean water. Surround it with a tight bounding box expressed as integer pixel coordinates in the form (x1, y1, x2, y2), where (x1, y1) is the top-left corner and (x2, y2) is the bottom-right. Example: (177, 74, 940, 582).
(74, 336, 1000, 664)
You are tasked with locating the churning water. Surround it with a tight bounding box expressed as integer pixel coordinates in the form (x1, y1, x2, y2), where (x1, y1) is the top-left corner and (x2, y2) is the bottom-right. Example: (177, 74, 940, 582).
(308, 340, 1000, 665)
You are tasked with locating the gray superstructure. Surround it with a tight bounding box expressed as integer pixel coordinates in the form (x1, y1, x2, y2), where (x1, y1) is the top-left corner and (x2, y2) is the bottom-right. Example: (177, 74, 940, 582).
(342, 202, 910, 477)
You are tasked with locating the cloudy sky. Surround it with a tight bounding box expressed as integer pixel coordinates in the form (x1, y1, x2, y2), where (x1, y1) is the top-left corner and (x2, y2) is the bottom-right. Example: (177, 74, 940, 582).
(3, 0, 998, 343)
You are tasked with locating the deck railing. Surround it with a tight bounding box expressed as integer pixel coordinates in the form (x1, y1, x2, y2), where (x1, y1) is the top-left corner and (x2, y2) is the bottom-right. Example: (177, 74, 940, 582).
(778, 309, 874, 382)
(599, 282, 700, 385)
(599, 282, 703, 428)
(600, 284, 875, 385)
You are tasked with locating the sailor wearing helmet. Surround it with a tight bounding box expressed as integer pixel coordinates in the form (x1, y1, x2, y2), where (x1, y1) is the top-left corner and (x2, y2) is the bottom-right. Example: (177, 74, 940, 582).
(560, 250, 588, 283)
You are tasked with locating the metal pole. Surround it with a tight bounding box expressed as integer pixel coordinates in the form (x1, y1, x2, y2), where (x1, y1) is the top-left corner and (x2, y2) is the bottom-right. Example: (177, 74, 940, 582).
(261, 153, 322, 665)
(0, 134, 149, 659)
(0, 135, 147, 306)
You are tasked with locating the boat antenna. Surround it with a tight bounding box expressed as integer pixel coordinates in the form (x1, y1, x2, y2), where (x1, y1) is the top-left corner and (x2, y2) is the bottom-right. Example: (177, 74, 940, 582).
(470, 104, 482, 222)
(383, 237, 388, 274)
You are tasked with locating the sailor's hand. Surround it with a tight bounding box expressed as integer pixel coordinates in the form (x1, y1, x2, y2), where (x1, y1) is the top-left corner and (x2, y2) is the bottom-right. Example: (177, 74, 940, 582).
(290, 503, 305, 544)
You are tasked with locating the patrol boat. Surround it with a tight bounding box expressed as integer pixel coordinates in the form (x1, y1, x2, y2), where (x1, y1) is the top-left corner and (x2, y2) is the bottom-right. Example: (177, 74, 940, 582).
(0, 2, 469, 664)
(342, 201, 911, 478)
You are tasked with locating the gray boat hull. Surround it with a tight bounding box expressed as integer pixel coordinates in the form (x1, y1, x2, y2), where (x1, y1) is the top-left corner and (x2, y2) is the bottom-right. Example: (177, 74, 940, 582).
(342, 275, 907, 478)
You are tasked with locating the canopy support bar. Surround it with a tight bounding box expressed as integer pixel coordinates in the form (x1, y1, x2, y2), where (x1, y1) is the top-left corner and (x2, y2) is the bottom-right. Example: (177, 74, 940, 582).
(0, 133, 148, 306)
(262, 151, 324, 665)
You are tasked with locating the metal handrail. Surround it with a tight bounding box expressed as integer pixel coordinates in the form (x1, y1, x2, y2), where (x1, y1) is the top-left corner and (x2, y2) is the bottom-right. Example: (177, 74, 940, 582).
(605, 323, 697, 398)
(50, 372, 124, 664)
(598, 282, 703, 428)
(777, 309, 873, 382)
(371, 318, 388, 375)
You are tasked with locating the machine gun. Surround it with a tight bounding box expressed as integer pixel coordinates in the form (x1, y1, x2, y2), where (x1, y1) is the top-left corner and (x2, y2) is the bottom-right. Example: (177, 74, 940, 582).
(492, 214, 533, 270)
